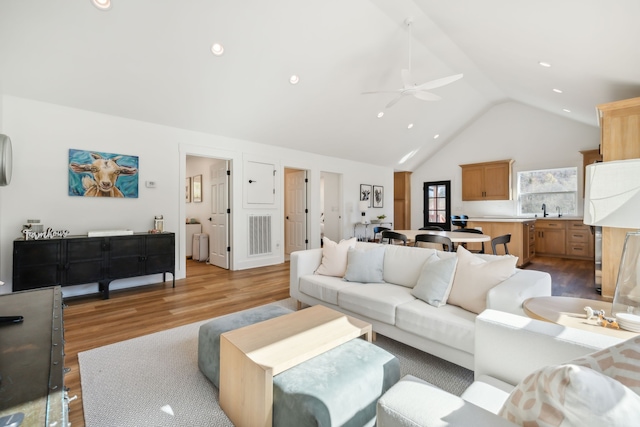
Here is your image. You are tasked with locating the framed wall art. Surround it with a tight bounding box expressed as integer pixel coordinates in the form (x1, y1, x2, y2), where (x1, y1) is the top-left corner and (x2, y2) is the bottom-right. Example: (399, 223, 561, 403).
(68, 149, 139, 198)
(186, 177, 192, 203)
(373, 185, 384, 208)
(193, 174, 202, 203)
(360, 184, 372, 208)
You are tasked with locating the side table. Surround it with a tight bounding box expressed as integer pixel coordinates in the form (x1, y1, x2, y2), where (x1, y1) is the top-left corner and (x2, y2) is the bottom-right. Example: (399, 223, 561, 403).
(523, 296, 638, 340)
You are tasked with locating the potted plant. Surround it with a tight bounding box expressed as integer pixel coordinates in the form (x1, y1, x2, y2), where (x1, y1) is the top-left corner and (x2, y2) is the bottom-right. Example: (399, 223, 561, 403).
(372, 214, 386, 224)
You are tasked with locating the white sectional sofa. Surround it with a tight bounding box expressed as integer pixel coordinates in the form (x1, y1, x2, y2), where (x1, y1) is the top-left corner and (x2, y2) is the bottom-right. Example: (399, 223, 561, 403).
(290, 242, 552, 369)
(376, 309, 626, 427)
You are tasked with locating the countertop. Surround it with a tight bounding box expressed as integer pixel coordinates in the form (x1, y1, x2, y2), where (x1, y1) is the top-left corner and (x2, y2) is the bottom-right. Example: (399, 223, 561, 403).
(466, 216, 583, 223)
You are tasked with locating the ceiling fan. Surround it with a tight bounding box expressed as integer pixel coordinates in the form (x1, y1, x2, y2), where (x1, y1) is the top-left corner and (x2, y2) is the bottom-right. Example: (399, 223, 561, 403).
(362, 18, 463, 109)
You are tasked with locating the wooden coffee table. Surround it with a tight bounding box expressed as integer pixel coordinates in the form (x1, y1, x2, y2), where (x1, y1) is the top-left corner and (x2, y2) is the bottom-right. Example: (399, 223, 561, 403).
(219, 304, 372, 427)
(523, 296, 638, 340)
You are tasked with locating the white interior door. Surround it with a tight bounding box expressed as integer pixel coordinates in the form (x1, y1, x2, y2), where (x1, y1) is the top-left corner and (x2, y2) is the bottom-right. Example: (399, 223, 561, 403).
(210, 160, 229, 269)
(285, 169, 307, 255)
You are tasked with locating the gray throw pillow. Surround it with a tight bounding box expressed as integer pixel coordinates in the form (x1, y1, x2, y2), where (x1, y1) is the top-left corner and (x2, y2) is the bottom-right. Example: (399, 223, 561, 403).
(411, 253, 458, 307)
(343, 245, 386, 283)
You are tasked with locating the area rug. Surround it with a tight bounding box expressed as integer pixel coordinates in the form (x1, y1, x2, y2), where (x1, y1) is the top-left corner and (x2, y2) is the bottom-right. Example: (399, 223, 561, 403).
(79, 299, 473, 426)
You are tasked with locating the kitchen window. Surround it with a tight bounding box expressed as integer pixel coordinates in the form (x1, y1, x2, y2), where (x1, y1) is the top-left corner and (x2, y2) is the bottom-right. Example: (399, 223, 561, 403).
(517, 167, 577, 216)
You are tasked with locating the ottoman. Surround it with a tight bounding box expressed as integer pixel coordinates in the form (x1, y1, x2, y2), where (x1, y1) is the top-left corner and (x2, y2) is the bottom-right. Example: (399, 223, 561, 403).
(273, 338, 400, 427)
(198, 304, 293, 387)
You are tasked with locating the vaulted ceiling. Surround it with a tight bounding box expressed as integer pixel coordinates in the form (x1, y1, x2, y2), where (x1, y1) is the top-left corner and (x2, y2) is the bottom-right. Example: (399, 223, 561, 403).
(1, 0, 639, 170)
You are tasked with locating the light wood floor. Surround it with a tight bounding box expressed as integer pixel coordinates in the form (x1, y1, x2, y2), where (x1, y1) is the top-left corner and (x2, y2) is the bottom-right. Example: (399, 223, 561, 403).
(62, 256, 598, 426)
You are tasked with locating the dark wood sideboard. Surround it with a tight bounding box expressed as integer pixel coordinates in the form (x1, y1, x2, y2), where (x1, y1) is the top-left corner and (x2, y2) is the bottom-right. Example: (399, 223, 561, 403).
(12, 232, 175, 299)
(0, 286, 68, 426)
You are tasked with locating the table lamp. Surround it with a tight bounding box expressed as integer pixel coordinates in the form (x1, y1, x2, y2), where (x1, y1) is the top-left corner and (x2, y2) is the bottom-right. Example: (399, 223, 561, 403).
(359, 200, 369, 224)
(584, 159, 640, 330)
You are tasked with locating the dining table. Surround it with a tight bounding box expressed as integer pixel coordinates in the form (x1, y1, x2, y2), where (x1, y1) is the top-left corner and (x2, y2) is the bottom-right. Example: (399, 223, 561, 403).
(392, 230, 491, 244)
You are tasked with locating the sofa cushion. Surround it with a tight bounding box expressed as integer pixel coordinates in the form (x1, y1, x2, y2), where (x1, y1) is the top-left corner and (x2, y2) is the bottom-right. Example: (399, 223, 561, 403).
(299, 274, 355, 305)
(343, 245, 386, 283)
(499, 364, 640, 426)
(314, 237, 356, 277)
(395, 299, 476, 354)
(411, 253, 458, 307)
(448, 245, 518, 314)
(382, 245, 444, 288)
(338, 283, 414, 324)
(570, 334, 640, 395)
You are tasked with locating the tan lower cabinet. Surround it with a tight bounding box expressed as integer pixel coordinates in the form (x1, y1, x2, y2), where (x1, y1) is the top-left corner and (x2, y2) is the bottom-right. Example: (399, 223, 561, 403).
(566, 220, 594, 259)
(534, 219, 593, 260)
(535, 220, 566, 256)
(465, 220, 534, 267)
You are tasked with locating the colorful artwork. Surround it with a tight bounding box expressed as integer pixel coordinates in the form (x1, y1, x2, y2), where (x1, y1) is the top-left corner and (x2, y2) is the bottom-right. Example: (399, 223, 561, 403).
(68, 149, 139, 198)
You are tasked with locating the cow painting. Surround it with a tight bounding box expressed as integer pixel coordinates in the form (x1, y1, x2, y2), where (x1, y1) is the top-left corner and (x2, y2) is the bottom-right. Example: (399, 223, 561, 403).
(68, 150, 139, 198)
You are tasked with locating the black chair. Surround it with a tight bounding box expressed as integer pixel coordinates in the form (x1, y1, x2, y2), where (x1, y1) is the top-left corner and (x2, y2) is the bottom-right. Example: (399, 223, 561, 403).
(451, 215, 468, 229)
(414, 234, 453, 252)
(381, 231, 407, 246)
(452, 228, 485, 253)
(419, 225, 444, 231)
(373, 226, 390, 242)
(491, 234, 512, 255)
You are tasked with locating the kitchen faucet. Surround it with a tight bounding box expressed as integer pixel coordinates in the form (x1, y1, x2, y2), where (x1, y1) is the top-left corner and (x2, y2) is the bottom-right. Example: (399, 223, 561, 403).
(556, 206, 562, 217)
(542, 203, 548, 217)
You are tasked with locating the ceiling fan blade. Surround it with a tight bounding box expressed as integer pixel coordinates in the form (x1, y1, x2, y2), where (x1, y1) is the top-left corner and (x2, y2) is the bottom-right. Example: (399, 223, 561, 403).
(362, 90, 402, 95)
(401, 69, 411, 89)
(413, 91, 442, 101)
(414, 73, 463, 91)
(385, 95, 405, 109)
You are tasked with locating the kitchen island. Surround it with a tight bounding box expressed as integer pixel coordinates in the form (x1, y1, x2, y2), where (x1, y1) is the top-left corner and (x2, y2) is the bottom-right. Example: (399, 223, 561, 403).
(462, 217, 536, 267)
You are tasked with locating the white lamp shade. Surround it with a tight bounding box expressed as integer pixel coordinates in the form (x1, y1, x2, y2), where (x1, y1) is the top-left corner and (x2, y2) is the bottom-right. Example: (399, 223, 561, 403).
(584, 159, 640, 228)
(358, 201, 369, 212)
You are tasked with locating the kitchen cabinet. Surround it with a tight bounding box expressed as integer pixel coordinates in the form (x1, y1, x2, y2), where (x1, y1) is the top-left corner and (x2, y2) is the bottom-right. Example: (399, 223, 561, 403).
(566, 220, 594, 259)
(580, 148, 602, 196)
(597, 97, 640, 299)
(535, 220, 566, 256)
(394, 172, 411, 230)
(465, 219, 534, 267)
(460, 160, 513, 201)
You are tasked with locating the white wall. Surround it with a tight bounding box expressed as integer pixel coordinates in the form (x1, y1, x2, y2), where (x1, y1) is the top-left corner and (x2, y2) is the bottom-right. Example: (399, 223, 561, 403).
(410, 101, 600, 227)
(0, 95, 393, 295)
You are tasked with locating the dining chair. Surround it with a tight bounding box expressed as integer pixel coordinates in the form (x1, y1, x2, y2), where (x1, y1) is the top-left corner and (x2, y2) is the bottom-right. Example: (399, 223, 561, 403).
(452, 228, 485, 253)
(491, 234, 511, 255)
(450, 215, 467, 229)
(381, 231, 407, 246)
(414, 234, 453, 252)
(373, 226, 390, 242)
(419, 225, 444, 231)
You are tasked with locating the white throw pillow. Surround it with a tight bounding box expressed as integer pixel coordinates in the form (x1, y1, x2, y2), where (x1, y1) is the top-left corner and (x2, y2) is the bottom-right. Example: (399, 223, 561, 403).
(570, 335, 640, 395)
(499, 364, 640, 427)
(343, 245, 386, 283)
(314, 237, 357, 277)
(447, 245, 517, 314)
(410, 253, 458, 307)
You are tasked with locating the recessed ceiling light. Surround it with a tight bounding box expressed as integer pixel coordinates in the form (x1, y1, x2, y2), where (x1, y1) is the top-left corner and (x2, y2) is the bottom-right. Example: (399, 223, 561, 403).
(563, 108, 571, 113)
(211, 43, 224, 56)
(407, 123, 414, 129)
(553, 88, 563, 93)
(91, 0, 111, 11)
(377, 112, 384, 118)
(539, 61, 551, 68)
(433, 134, 440, 139)
(289, 75, 300, 85)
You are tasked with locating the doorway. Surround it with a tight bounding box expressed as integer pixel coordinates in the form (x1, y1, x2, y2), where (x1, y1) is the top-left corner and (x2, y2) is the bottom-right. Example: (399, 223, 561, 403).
(320, 171, 342, 242)
(284, 168, 308, 258)
(185, 155, 231, 275)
